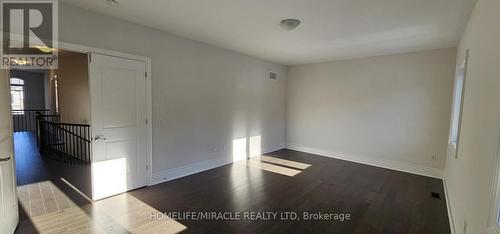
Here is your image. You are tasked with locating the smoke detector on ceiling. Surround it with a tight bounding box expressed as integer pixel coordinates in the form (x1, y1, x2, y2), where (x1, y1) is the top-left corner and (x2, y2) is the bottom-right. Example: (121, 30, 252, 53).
(280, 18, 301, 31)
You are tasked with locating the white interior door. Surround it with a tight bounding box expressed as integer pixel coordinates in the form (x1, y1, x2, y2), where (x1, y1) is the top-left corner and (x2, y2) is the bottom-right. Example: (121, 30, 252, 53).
(0, 70, 19, 234)
(89, 54, 147, 200)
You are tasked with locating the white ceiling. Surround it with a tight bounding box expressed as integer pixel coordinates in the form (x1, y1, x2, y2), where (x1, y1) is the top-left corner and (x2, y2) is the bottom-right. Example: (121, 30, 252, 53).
(62, 0, 475, 65)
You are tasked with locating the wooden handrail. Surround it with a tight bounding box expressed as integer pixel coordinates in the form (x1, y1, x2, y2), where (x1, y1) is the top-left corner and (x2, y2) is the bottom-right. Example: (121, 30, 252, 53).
(37, 118, 92, 164)
(39, 120, 91, 142)
(39, 120, 90, 128)
(12, 109, 51, 112)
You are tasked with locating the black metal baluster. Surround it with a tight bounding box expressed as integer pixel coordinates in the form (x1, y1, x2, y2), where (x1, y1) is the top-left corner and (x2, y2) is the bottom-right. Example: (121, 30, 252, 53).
(48, 122, 51, 154)
(76, 126, 80, 163)
(71, 125, 75, 163)
(79, 126, 82, 162)
(31, 112, 34, 133)
(85, 127, 89, 163)
(62, 124, 66, 163)
(26, 111, 28, 132)
(73, 126, 77, 163)
(29, 112, 31, 132)
(53, 123, 57, 160)
(77, 126, 79, 162)
(70, 126, 73, 162)
(69, 125, 72, 163)
(76, 126, 79, 162)
(54, 123, 58, 160)
(28, 113, 91, 165)
(64, 125, 67, 163)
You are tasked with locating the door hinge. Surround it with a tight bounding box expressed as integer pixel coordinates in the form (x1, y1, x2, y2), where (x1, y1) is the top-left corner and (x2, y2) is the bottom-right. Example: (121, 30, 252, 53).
(145, 119, 148, 125)
(146, 165, 149, 170)
(88, 54, 92, 62)
(145, 72, 147, 78)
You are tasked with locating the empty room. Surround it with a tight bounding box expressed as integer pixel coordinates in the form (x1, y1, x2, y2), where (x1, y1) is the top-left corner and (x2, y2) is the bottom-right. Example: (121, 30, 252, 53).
(0, 0, 499, 233)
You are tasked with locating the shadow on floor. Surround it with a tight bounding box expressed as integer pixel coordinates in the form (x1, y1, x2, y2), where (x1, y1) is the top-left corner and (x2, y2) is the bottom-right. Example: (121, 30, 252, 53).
(125, 149, 451, 234)
(14, 132, 92, 227)
(13, 133, 451, 233)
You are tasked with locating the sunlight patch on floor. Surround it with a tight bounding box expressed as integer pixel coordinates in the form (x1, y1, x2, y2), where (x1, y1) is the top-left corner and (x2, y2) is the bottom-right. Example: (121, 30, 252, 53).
(232, 155, 311, 177)
(17, 181, 106, 233)
(93, 193, 187, 233)
(17, 181, 187, 234)
(259, 155, 311, 170)
(246, 159, 302, 177)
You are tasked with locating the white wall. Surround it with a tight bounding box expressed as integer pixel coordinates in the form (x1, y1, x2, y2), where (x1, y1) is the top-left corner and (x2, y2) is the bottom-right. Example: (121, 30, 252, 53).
(0, 70, 13, 158)
(57, 51, 91, 124)
(0, 68, 18, 234)
(443, 0, 500, 233)
(58, 4, 286, 182)
(287, 48, 456, 177)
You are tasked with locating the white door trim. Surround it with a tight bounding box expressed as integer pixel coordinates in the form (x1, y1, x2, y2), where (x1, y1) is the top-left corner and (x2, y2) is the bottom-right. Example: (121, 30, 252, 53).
(0, 68, 18, 234)
(487, 125, 500, 234)
(2, 37, 154, 188)
(57, 41, 153, 187)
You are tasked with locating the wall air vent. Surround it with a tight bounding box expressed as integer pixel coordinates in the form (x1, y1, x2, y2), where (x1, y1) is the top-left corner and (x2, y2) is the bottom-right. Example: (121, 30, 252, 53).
(269, 72, 277, 80)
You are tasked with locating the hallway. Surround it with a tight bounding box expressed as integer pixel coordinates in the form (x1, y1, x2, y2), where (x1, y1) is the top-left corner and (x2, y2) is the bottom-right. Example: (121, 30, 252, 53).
(14, 132, 186, 234)
(14, 132, 92, 193)
(14, 132, 92, 233)
(15, 132, 51, 186)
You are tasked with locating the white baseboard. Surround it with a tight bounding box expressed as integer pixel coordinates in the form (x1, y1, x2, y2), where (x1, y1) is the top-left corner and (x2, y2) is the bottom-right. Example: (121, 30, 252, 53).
(286, 144, 443, 179)
(443, 179, 456, 234)
(151, 146, 285, 185)
(151, 157, 233, 185)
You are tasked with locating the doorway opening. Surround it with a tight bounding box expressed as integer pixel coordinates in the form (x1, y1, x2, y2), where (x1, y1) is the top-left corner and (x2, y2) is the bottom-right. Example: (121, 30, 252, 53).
(11, 50, 94, 225)
(2, 41, 152, 233)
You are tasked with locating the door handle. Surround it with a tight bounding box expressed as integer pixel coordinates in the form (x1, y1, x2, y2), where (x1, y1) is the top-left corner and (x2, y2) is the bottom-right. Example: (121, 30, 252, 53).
(93, 135, 107, 141)
(0, 157, 11, 162)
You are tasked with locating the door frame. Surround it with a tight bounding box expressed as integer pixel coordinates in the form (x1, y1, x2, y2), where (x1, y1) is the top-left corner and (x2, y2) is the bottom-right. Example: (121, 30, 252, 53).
(57, 41, 153, 187)
(0, 68, 19, 234)
(487, 125, 500, 234)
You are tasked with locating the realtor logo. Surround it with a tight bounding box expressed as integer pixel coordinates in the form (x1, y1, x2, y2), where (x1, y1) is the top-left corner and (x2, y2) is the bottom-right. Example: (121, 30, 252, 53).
(1, 1, 58, 69)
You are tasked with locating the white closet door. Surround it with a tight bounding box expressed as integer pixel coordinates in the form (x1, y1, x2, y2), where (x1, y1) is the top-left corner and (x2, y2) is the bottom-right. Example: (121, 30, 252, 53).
(89, 54, 147, 200)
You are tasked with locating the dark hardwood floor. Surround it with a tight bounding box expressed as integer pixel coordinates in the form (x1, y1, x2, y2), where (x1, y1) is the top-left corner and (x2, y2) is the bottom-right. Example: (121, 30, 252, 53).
(14, 132, 92, 199)
(15, 132, 91, 191)
(14, 132, 92, 228)
(14, 133, 450, 234)
(128, 149, 451, 234)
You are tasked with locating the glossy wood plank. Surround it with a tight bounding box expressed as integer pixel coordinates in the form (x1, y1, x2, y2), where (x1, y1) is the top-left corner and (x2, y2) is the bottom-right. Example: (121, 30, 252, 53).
(15, 131, 450, 234)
